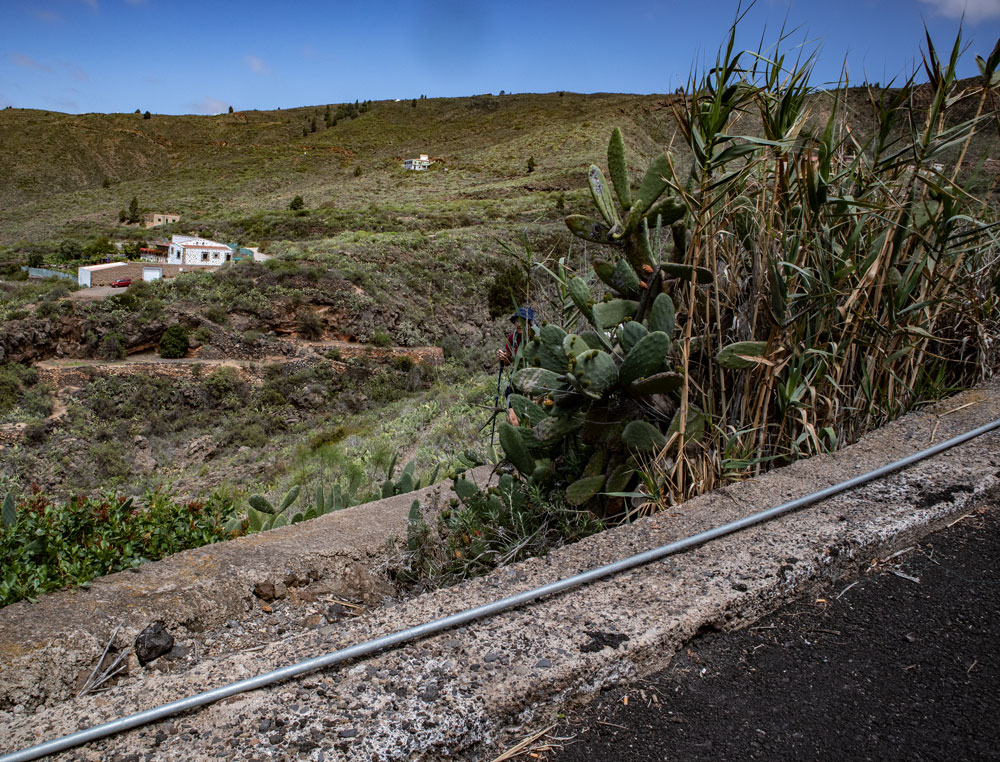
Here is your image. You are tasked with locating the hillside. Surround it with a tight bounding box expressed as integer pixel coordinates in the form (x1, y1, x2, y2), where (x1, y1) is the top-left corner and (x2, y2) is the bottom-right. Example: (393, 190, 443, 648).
(0, 93, 682, 246)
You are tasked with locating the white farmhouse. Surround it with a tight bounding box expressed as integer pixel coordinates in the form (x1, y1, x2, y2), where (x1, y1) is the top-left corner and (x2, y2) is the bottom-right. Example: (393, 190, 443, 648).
(167, 235, 233, 266)
(404, 154, 431, 171)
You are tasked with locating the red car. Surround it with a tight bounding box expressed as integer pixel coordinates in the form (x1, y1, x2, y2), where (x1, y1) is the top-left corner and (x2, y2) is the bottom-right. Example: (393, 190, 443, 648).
(110, 278, 132, 288)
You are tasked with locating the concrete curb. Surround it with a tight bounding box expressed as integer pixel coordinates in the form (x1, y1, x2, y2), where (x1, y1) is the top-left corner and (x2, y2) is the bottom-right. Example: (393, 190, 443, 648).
(1, 382, 998, 761)
(0, 465, 496, 709)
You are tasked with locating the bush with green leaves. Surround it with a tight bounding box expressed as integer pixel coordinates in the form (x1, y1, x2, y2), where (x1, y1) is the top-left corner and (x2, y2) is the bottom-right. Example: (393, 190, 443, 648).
(157, 324, 189, 358)
(0, 490, 234, 607)
(371, 330, 392, 348)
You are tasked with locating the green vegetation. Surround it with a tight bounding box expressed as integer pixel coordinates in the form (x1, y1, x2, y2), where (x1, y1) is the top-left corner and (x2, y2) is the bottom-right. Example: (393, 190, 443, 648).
(157, 324, 189, 358)
(0, 25, 997, 604)
(0, 490, 234, 606)
(472, 28, 1000, 540)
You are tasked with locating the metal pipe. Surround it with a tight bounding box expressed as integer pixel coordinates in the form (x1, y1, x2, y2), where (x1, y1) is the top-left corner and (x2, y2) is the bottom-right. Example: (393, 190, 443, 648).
(4, 417, 999, 762)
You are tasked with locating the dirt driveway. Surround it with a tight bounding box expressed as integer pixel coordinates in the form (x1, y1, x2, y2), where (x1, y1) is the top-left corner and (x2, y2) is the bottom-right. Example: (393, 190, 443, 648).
(69, 285, 117, 301)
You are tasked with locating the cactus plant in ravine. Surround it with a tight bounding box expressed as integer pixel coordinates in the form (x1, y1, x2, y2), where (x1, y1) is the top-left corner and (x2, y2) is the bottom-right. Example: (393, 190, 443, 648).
(460, 127, 762, 518)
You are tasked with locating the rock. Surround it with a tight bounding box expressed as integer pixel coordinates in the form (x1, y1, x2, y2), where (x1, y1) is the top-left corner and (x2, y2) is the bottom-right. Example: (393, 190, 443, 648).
(253, 581, 276, 601)
(535, 658, 552, 669)
(135, 622, 175, 666)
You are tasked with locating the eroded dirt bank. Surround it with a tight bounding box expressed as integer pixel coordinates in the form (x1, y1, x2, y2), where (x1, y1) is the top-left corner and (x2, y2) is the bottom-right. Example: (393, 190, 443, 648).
(0, 383, 998, 761)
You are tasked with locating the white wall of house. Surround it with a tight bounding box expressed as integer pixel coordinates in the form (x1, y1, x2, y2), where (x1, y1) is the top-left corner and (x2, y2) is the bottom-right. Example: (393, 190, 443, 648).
(77, 262, 127, 287)
(167, 235, 232, 266)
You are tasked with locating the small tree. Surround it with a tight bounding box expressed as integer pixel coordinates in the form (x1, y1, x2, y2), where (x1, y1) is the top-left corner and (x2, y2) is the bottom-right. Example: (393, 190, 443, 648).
(228, 105, 234, 114)
(143, 110, 151, 119)
(127, 196, 140, 224)
(289, 195, 305, 211)
(158, 325, 189, 359)
(57, 240, 82, 263)
(526, 156, 536, 173)
(353, 166, 362, 177)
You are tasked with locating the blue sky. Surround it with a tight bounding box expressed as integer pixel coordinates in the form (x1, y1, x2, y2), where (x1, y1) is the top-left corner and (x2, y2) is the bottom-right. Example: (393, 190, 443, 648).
(1, 0, 998, 114)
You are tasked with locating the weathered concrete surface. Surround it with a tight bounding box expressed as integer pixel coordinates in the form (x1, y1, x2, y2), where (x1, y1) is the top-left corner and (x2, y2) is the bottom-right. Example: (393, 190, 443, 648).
(1, 383, 998, 761)
(0, 466, 495, 710)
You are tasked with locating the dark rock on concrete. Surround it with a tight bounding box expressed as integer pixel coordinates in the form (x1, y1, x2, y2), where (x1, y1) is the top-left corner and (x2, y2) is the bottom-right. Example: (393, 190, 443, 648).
(134, 622, 174, 666)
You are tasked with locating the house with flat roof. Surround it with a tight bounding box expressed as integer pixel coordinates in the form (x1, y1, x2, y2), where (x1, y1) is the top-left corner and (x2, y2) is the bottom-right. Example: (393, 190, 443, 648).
(167, 235, 233, 266)
(404, 154, 431, 170)
(143, 213, 180, 228)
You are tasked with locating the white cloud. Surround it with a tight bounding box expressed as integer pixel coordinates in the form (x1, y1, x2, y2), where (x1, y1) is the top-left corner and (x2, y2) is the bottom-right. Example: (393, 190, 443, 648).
(11, 53, 52, 72)
(191, 97, 229, 115)
(244, 55, 269, 75)
(80, 0, 99, 10)
(918, 0, 1000, 23)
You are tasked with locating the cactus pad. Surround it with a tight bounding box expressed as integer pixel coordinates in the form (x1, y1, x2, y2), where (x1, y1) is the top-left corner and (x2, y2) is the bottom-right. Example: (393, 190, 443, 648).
(619, 330, 671, 385)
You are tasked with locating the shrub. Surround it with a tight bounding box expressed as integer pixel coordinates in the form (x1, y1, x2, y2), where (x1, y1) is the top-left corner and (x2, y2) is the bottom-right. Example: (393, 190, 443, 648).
(192, 326, 213, 345)
(97, 332, 126, 361)
(158, 324, 189, 358)
(0, 491, 234, 607)
(487, 263, 528, 319)
(372, 330, 392, 348)
(297, 308, 324, 340)
(205, 305, 229, 325)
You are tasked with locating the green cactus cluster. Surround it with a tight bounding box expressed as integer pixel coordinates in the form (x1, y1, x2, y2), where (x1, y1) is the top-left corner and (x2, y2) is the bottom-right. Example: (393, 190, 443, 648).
(380, 453, 440, 498)
(467, 127, 757, 516)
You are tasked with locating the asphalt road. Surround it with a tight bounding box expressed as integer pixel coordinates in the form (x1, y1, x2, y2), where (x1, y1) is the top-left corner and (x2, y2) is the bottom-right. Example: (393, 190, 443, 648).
(541, 502, 1000, 762)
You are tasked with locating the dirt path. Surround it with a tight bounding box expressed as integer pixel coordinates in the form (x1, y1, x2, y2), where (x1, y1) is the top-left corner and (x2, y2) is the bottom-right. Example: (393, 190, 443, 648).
(542, 504, 1000, 762)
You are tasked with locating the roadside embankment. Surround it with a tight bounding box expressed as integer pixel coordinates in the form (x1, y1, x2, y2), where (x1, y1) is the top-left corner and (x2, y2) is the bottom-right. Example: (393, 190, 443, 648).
(0, 382, 998, 761)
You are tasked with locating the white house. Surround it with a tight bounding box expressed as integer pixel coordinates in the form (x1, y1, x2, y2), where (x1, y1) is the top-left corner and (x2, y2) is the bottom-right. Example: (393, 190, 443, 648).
(404, 154, 431, 171)
(167, 235, 233, 267)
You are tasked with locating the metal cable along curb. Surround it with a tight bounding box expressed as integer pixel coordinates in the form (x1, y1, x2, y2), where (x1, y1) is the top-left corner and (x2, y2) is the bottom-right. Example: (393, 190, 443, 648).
(4, 417, 1000, 762)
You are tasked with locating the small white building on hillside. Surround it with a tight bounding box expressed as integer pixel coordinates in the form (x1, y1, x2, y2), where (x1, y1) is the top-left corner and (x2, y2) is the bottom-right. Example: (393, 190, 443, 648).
(77, 262, 127, 288)
(404, 154, 431, 170)
(167, 235, 233, 267)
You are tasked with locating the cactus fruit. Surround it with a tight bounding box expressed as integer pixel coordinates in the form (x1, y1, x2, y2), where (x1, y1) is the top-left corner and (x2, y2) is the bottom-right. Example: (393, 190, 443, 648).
(647, 292, 676, 336)
(618, 331, 671, 385)
(499, 421, 536, 477)
(593, 299, 638, 331)
(571, 349, 618, 398)
(588, 165, 621, 229)
(622, 420, 668, 452)
(566, 474, 606, 506)
(620, 320, 649, 353)
(716, 341, 769, 370)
